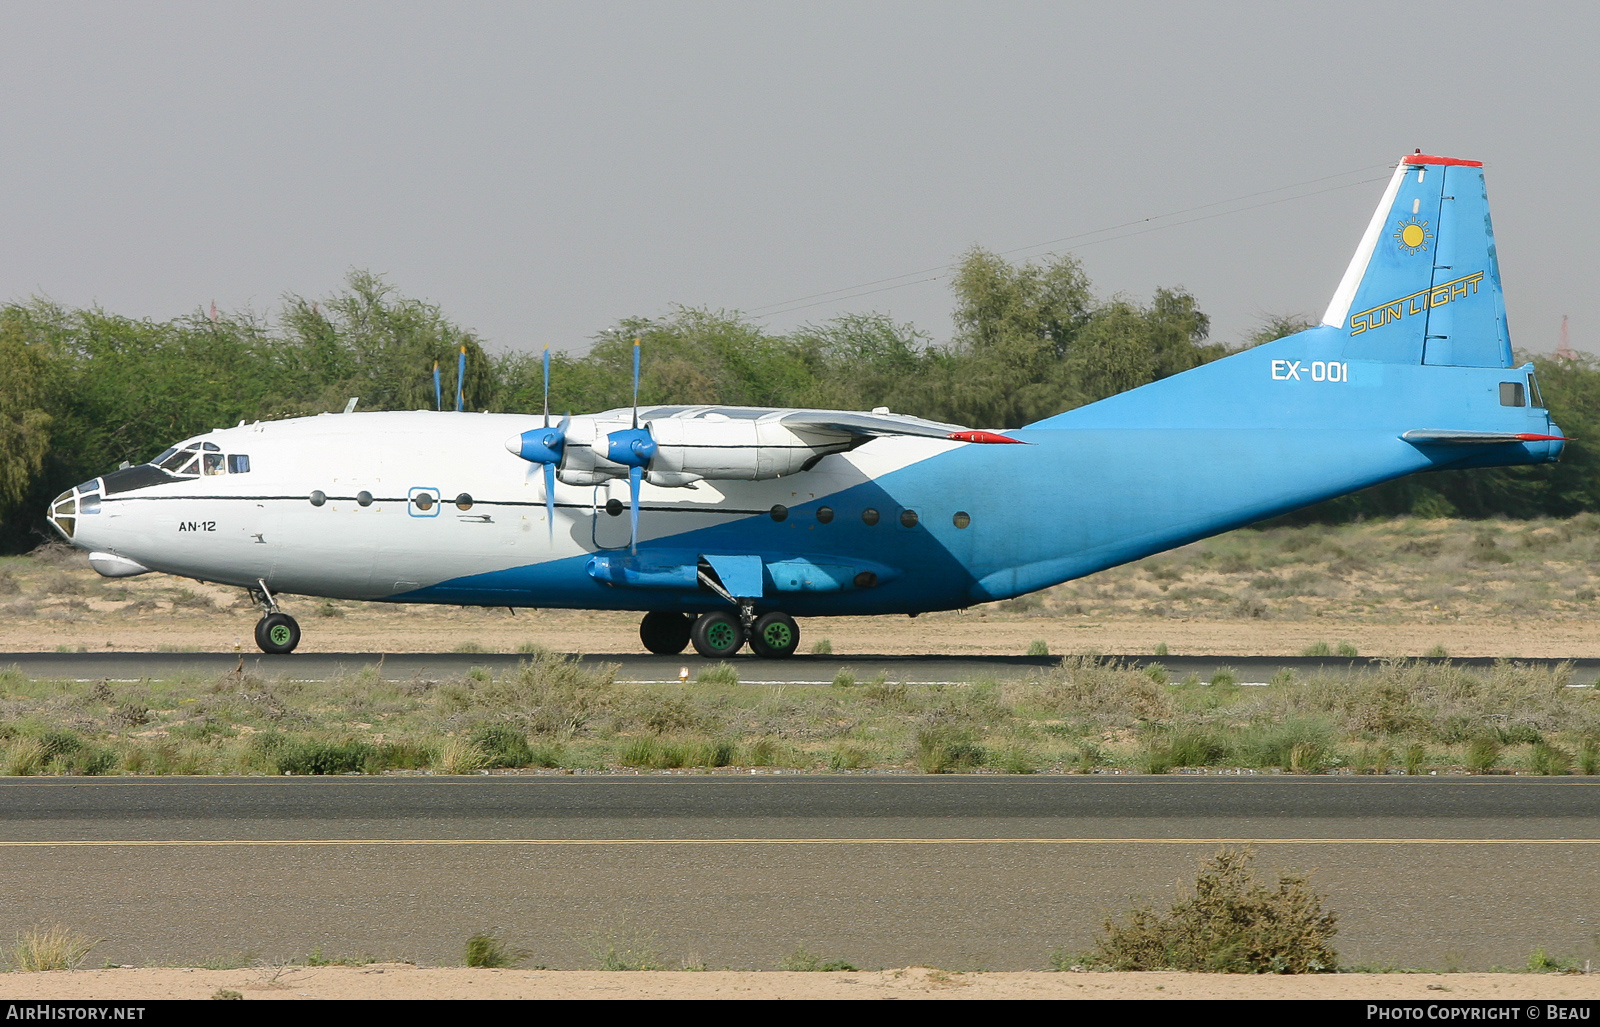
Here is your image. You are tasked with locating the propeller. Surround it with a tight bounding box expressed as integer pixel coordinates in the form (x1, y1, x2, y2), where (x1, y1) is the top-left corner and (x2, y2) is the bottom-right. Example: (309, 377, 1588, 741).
(604, 338, 656, 553)
(503, 349, 570, 542)
(455, 345, 467, 412)
(433, 361, 441, 411)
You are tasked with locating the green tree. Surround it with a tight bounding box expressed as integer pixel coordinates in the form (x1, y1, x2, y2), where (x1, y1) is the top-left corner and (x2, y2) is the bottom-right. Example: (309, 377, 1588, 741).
(0, 311, 54, 519)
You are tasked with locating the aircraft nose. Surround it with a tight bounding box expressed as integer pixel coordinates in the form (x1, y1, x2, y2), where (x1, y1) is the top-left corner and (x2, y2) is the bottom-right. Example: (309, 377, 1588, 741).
(45, 478, 104, 543)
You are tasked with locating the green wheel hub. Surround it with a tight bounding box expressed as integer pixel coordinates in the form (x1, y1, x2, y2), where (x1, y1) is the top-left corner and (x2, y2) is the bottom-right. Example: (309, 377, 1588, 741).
(269, 623, 294, 647)
(705, 622, 738, 652)
(761, 622, 794, 650)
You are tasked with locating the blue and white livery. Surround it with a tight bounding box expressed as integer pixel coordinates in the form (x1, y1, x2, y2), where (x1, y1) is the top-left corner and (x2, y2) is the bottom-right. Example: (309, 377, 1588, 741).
(47, 153, 1565, 658)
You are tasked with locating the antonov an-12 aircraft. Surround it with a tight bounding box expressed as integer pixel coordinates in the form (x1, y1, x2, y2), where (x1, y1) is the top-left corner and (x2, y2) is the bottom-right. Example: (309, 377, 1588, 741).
(47, 153, 1565, 658)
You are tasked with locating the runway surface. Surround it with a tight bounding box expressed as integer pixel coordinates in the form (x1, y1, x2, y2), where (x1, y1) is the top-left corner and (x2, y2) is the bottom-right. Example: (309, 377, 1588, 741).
(6, 650, 1598, 685)
(2, 777, 1596, 970)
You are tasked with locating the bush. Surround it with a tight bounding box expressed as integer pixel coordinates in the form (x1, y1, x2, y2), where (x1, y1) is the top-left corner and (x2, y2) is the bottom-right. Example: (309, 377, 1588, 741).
(778, 945, 858, 972)
(1237, 720, 1332, 772)
(274, 738, 376, 775)
(469, 724, 533, 768)
(464, 933, 522, 968)
(1160, 728, 1234, 768)
(1530, 743, 1571, 776)
(914, 725, 984, 773)
(1466, 736, 1502, 774)
(1093, 849, 1338, 973)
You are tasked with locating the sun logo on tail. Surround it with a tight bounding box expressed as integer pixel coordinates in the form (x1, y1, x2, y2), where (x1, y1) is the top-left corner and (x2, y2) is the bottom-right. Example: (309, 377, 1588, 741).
(1394, 216, 1433, 255)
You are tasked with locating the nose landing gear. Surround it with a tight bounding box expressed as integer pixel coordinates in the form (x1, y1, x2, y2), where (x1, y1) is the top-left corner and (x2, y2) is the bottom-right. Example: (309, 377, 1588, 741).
(249, 579, 301, 655)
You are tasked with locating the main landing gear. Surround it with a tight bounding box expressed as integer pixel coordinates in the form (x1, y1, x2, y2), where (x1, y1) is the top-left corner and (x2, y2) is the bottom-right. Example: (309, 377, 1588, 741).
(249, 579, 301, 655)
(637, 608, 801, 659)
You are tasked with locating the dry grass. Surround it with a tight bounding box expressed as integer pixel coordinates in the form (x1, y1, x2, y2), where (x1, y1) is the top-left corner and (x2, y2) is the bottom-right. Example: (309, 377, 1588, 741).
(9, 925, 99, 971)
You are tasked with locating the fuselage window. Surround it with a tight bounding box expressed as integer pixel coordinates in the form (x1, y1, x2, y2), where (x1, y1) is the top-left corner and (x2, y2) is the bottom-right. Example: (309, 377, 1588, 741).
(899, 509, 919, 528)
(816, 506, 834, 524)
(862, 508, 879, 526)
(357, 491, 374, 507)
(455, 493, 473, 511)
(309, 490, 326, 507)
(605, 498, 624, 517)
(228, 455, 251, 474)
(414, 492, 435, 512)
(1500, 381, 1526, 407)
(202, 453, 225, 475)
(953, 511, 971, 529)
(770, 504, 788, 522)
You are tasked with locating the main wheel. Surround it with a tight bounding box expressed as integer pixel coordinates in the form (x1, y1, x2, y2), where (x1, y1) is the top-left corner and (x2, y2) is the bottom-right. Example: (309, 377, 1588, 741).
(255, 612, 301, 655)
(748, 611, 800, 659)
(639, 611, 694, 655)
(690, 610, 745, 659)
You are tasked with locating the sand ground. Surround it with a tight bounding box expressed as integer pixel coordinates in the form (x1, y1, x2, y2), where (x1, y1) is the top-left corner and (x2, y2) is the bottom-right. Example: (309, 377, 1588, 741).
(1, 966, 1598, 1000)
(5, 604, 1594, 660)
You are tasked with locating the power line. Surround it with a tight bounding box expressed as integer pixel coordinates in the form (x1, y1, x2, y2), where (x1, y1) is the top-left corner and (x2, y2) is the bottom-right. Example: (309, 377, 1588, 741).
(747, 162, 1392, 321)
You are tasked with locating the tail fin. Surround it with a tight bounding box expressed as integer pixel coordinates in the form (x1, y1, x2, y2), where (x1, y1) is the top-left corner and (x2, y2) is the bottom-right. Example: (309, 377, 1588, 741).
(1321, 152, 1512, 368)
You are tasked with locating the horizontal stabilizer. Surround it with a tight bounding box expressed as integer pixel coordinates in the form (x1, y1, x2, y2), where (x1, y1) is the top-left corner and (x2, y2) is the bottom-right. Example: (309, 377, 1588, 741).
(1401, 430, 1570, 445)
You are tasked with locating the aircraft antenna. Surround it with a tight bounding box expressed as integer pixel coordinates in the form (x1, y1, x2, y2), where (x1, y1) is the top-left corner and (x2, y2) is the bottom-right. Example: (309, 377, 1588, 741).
(456, 346, 467, 412)
(433, 361, 441, 411)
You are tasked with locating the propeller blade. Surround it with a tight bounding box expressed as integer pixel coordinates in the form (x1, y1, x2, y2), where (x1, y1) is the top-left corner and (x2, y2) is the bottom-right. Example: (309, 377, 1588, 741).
(631, 337, 641, 429)
(433, 362, 441, 411)
(544, 462, 557, 543)
(456, 346, 466, 412)
(628, 465, 642, 554)
(542, 348, 551, 428)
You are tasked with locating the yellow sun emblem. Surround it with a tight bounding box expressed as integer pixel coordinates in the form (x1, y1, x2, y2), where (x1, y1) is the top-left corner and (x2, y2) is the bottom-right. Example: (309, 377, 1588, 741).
(1395, 216, 1433, 255)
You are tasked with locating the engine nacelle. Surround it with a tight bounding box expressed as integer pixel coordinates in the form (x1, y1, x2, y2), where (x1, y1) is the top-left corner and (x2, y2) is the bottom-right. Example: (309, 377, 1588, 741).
(646, 414, 850, 481)
(539, 411, 854, 487)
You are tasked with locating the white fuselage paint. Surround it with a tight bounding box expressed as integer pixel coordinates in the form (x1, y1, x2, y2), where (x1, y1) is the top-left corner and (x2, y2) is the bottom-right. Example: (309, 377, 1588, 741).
(71, 410, 946, 603)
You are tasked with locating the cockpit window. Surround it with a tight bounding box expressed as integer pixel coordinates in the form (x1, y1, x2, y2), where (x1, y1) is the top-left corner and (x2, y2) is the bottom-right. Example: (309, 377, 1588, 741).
(160, 444, 201, 473)
(152, 441, 249, 475)
(1528, 373, 1546, 409)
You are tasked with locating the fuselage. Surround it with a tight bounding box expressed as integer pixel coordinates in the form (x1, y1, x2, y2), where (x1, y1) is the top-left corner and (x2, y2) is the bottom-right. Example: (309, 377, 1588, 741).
(46, 154, 1565, 624)
(50, 344, 1562, 618)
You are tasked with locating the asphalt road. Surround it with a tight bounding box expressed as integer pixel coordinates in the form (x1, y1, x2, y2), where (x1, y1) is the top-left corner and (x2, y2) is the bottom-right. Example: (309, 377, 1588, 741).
(6, 650, 1599, 685)
(2, 777, 1596, 970)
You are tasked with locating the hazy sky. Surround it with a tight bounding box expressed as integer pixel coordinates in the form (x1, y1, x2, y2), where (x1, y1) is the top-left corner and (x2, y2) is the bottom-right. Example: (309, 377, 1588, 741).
(2, 2, 1594, 357)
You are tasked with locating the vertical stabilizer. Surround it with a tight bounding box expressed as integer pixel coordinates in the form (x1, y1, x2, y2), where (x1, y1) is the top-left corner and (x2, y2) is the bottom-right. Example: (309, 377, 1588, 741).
(1321, 153, 1512, 368)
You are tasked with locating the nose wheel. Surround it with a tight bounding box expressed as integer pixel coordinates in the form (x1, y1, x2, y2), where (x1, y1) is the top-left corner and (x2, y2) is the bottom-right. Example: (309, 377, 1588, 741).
(255, 612, 301, 655)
